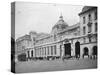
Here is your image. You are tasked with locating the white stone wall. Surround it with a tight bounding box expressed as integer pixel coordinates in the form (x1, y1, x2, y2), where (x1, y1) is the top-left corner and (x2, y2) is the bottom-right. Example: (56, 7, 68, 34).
(80, 9, 97, 36)
(80, 43, 97, 57)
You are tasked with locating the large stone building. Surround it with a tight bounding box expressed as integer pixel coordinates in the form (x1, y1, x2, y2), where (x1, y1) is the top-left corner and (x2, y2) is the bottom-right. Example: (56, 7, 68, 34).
(15, 6, 97, 61)
(79, 6, 97, 58)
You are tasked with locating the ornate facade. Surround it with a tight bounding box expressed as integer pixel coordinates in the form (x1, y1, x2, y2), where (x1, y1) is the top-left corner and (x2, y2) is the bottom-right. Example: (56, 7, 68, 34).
(15, 6, 97, 61)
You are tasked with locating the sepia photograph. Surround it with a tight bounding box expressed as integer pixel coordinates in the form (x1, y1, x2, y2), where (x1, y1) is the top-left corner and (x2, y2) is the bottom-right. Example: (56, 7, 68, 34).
(11, 2, 97, 73)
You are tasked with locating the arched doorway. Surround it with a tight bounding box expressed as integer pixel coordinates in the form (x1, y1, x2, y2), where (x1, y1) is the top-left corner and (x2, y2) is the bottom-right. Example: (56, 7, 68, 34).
(92, 46, 97, 55)
(31, 50, 33, 60)
(92, 46, 97, 59)
(27, 51, 31, 61)
(64, 43, 71, 57)
(75, 41, 80, 59)
(83, 47, 89, 58)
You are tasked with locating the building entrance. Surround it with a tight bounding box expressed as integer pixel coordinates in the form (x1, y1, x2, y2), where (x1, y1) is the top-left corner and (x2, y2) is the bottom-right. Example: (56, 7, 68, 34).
(75, 41, 80, 58)
(83, 47, 89, 58)
(64, 43, 71, 57)
(92, 46, 97, 59)
(92, 46, 97, 56)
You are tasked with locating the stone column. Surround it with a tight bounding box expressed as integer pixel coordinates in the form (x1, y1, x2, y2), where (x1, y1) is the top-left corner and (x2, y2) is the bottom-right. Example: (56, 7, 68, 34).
(30, 50, 32, 58)
(37, 49, 39, 58)
(41, 48, 42, 57)
(26, 51, 28, 58)
(46, 47, 48, 57)
(42, 48, 44, 57)
(29, 50, 31, 58)
(33, 49, 35, 58)
(39, 49, 41, 57)
(44, 47, 46, 58)
(35, 49, 37, 58)
(49, 46, 51, 56)
(62, 45, 64, 57)
(15, 54, 18, 63)
(40, 48, 41, 57)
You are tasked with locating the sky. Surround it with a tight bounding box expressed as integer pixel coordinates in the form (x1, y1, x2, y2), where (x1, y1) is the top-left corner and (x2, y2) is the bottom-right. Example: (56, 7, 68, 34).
(15, 2, 83, 39)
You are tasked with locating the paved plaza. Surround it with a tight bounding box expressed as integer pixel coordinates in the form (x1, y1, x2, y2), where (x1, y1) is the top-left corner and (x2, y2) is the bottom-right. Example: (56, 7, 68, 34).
(15, 58, 97, 73)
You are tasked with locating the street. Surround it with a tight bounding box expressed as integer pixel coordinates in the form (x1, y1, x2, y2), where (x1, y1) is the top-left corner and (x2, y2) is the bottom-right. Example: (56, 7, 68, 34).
(15, 58, 97, 73)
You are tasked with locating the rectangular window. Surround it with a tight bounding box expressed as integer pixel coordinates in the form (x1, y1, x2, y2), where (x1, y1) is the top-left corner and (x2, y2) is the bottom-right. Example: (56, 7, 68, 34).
(83, 26, 86, 35)
(95, 23, 97, 32)
(88, 14, 92, 22)
(54, 45, 56, 55)
(88, 24, 92, 33)
(94, 12, 97, 20)
(83, 17, 85, 24)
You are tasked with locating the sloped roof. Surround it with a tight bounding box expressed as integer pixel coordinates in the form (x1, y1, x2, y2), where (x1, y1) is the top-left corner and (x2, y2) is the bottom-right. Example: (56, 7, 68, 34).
(16, 34, 31, 42)
(79, 6, 97, 15)
(36, 33, 50, 40)
(57, 22, 80, 34)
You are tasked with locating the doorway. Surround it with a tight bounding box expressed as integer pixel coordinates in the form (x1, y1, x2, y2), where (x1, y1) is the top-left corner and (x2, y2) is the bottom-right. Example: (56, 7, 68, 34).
(83, 47, 89, 58)
(64, 43, 71, 56)
(75, 41, 80, 58)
